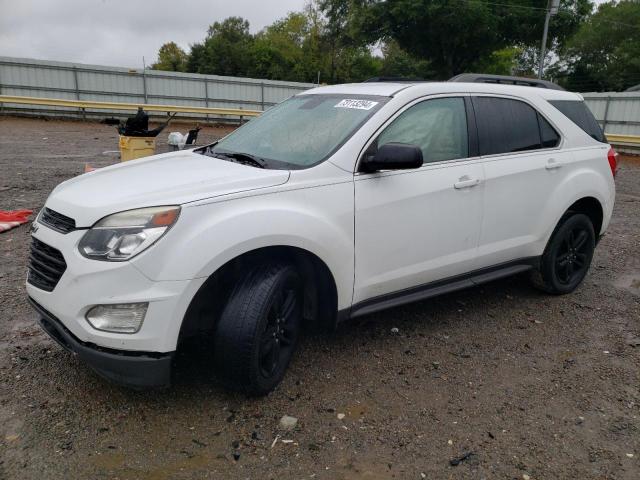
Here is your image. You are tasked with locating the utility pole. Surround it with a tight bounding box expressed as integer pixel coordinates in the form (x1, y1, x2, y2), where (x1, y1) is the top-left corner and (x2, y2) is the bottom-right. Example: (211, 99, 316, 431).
(538, 0, 560, 79)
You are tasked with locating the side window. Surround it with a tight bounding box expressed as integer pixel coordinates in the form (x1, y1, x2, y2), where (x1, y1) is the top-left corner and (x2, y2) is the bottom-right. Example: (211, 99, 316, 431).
(376, 97, 469, 164)
(473, 97, 545, 155)
(538, 113, 560, 148)
(549, 100, 605, 143)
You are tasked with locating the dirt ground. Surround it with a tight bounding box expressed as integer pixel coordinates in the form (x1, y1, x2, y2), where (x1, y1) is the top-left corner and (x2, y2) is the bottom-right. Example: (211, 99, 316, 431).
(0, 116, 638, 480)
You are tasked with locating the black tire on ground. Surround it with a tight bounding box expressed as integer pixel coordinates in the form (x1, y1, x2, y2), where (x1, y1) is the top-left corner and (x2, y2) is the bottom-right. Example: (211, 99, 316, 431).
(531, 213, 596, 295)
(213, 262, 303, 395)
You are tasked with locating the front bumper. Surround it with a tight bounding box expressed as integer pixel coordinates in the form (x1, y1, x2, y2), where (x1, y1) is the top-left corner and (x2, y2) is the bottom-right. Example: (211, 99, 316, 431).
(29, 297, 173, 388)
(26, 225, 206, 353)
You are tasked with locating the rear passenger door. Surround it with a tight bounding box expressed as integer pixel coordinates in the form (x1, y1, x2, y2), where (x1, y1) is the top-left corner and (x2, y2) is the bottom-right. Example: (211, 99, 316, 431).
(472, 95, 570, 268)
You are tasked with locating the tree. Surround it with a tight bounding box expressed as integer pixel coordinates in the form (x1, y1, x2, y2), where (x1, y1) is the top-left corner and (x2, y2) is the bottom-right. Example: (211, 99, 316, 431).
(353, 0, 592, 79)
(474, 47, 522, 76)
(188, 17, 255, 76)
(554, 0, 640, 91)
(152, 42, 188, 72)
(379, 40, 432, 78)
(250, 13, 312, 81)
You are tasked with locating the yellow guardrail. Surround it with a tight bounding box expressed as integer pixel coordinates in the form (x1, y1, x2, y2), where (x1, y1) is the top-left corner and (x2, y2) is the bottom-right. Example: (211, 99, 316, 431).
(0, 95, 262, 117)
(606, 134, 640, 146)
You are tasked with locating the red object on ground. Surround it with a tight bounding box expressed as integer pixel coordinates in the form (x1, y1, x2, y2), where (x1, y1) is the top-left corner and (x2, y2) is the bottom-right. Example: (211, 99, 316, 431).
(0, 210, 33, 233)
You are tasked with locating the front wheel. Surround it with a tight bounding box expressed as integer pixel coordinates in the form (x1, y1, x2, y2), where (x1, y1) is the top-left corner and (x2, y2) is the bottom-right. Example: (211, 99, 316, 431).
(213, 262, 303, 395)
(532, 213, 595, 295)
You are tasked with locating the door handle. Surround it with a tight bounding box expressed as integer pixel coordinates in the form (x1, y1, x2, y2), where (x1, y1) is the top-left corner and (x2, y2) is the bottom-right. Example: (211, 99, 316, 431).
(545, 158, 563, 170)
(454, 177, 481, 189)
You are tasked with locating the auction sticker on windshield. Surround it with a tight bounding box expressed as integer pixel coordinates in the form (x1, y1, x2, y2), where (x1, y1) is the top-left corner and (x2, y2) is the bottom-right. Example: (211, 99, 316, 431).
(335, 99, 379, 110)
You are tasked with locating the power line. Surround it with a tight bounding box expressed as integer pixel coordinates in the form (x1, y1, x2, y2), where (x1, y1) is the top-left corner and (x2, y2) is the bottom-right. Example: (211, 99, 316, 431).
(460, 0, 640, 28)
(463, 0, 547, 11)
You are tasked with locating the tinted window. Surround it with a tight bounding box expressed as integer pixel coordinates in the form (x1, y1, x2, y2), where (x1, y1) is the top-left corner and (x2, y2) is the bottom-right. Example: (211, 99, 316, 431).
(473, 97, 543, 155)
(549, 100, 605, 143)
(538, 113, 561, 148)
(377, 97, 468, 164)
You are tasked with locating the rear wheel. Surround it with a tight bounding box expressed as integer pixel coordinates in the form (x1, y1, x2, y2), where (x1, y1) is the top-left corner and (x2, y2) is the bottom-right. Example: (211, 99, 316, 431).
(532, 213, 595, 294)
(213, 262, 302, 395)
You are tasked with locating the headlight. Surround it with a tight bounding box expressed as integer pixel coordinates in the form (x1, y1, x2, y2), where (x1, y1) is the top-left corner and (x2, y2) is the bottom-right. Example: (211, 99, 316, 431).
(79, 206, 180, 261)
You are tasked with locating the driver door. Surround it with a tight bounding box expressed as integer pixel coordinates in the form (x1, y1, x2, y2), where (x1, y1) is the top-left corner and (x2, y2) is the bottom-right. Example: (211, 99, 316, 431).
(353, 96, 485, 306)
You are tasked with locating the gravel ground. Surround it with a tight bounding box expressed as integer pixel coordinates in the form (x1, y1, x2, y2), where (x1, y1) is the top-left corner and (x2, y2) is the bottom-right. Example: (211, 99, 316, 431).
(0, 116, 639, 480)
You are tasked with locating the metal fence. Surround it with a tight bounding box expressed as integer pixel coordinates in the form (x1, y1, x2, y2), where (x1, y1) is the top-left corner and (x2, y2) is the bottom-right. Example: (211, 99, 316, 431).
(1, 57, 638, 139)
(0, 56, 316, 121)
(582, 93, 640, 136)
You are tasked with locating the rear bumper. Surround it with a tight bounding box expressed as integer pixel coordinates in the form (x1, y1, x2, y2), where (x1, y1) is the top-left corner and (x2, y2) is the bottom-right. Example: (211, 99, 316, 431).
(29, 297, 173, 388)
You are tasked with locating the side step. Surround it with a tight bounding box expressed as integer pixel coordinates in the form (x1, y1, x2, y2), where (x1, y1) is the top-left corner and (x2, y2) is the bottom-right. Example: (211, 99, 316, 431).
(348, 259, 537, 319)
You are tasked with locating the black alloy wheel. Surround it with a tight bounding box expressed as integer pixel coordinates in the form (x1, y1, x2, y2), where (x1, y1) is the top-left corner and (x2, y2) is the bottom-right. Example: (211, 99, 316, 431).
(213, 262, 303, 395)
(532, 213, 595, 294)
(554, 224, 591, 286)
(258, 280, 299, 379)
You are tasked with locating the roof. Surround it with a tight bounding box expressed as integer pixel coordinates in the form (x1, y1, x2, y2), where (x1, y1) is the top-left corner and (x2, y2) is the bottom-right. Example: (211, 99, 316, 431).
(300, 83, 412, 97)
(300, 81, 581, 101)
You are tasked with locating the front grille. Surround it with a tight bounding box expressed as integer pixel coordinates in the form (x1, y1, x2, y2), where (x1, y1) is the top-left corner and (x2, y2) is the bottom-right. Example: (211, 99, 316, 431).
(27, 238, 67, 292)
(40, 208, 76, 234)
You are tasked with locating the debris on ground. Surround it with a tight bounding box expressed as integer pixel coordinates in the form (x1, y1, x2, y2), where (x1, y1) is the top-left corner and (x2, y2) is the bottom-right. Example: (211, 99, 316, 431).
(449, 451, 476, 466)
(279, 415, 298, 430)
(0, 209, 32, 233)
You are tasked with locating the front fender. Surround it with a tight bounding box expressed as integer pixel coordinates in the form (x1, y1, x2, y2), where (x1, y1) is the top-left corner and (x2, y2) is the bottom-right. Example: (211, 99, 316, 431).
(132, 184, 355, 310)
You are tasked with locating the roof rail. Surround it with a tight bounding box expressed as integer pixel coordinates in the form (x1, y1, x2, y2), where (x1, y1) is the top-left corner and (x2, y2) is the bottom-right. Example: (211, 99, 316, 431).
(449, 73, 565, 91)
(363, 76, 426, 83)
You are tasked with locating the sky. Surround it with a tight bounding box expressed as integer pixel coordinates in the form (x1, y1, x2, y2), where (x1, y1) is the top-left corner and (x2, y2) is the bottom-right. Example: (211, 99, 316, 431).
(0, 0, 307, 68)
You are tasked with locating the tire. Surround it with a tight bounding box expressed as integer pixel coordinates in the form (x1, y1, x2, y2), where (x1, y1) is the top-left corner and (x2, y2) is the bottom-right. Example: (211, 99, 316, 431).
(213, 262, 303, 395)
(532, 213, 595, 295)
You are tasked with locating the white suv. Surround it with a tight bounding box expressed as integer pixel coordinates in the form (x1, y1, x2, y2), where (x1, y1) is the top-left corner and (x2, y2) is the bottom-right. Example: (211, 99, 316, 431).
(27, 80, 617, 394)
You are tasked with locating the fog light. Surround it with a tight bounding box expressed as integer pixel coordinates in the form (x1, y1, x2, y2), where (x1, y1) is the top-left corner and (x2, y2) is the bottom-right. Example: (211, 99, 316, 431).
(85, 303, 148, 334)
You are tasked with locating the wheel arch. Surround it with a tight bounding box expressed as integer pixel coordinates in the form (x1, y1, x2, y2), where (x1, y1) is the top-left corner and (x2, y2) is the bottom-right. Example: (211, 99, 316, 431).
(565, 196, 604, 239)
(542, 192, 606, 253)
(178, 245, 339, 345)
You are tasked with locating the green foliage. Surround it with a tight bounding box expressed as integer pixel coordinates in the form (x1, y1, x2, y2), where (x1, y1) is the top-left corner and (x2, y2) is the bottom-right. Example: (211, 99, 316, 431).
(249, 13, 311, 81)
(153, 0, 640, 92)
(379, 41, 432, 79)
(555, 0, 640, 91)
(474, 47, 522, 76)
(355, 0, 592, 79)
(151, 42, 188, 72)
(189, 17, 254, 76)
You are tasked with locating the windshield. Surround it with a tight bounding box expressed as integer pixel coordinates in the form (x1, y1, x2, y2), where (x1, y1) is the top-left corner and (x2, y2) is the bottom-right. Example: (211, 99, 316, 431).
(206, 94, 388, 169)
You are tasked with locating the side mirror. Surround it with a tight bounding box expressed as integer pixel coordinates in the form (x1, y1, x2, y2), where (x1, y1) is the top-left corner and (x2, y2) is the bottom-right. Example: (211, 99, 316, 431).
(360, 142, 423, 172)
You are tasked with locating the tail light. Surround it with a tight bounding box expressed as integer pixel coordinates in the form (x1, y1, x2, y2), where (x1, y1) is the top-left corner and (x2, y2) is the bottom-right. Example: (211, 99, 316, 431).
(607, 146, 618, 178)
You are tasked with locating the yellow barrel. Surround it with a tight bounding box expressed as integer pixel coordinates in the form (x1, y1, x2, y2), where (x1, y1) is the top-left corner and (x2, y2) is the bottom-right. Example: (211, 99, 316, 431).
(118, 136, 156, 162)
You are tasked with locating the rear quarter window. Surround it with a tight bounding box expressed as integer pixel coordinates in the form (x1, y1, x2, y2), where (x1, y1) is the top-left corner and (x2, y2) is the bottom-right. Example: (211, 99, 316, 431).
(549, 100, 605, 143)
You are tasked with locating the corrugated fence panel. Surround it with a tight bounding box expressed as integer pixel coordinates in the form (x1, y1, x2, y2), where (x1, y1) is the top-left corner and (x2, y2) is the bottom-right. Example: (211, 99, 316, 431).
(13, 55, 638, 136)
(0, 56, 316, 120)
(583, 92, 640, 137)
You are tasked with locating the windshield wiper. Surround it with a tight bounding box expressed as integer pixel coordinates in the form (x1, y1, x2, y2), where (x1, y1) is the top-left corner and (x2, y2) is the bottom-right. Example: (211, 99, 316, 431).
(214, 151, 267, 169)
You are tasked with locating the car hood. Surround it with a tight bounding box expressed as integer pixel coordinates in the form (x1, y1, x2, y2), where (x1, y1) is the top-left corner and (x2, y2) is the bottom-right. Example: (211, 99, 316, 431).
(45, 149, 290, 227)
